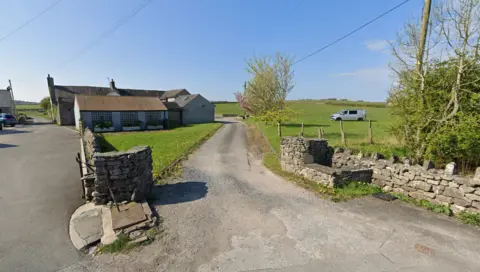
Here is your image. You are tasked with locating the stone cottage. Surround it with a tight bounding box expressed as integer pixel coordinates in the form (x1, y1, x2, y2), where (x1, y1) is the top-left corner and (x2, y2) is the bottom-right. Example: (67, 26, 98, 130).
(74, 95, 168, 132)
(47, 75, 213, 126)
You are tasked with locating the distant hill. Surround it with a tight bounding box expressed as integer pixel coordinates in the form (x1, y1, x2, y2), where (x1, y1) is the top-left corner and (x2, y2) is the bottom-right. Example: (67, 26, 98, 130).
(15, 100, 39, 105)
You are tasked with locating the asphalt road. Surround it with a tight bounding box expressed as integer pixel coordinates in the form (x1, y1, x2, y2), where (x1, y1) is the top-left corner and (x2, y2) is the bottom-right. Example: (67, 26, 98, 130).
(0, 120, 84, 271)
(73, 120, 480, 272)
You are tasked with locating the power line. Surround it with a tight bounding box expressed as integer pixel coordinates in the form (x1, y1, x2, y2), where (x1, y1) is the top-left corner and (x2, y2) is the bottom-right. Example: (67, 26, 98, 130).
(0, 0, 64, 43)
(58, 0, 154, 69)
(294, 0, 412, 64)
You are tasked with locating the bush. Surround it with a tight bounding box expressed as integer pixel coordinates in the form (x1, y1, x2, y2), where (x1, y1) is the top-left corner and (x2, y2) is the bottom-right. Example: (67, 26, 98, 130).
(94, 121, 113, 129)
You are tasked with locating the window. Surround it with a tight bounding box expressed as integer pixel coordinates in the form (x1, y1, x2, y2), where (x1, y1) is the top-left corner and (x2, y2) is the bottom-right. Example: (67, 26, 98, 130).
(91, 112, 112, 124)
(342, 111, 348, 115)
(349, 110, 358, 115)
(121, 112, 138, 126)
(146, 111, 163, 121)
(146, 111, 164, 126)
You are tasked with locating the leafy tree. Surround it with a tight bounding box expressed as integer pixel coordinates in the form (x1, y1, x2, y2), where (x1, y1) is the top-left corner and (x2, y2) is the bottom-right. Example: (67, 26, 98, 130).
(39, 97, 51, 111)
(239, 52, 295, 116)
(389, 0, 480, 169)
(255, 107, 297, 125)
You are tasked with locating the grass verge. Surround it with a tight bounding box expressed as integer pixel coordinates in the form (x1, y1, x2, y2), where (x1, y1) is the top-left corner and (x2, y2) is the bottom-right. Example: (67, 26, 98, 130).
(390, 192, 452, 216)
(264, 152, 381, 201)
(98, 123, 223, 181)
(456, 212, 480, 225)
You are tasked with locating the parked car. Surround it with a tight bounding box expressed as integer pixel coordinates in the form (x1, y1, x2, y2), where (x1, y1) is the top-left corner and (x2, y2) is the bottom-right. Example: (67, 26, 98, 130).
(330, 109, 366, 121)
(0, 113, 17, 127)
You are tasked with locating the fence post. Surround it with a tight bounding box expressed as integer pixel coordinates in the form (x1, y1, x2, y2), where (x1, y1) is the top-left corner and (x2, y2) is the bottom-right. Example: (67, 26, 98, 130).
(300, 122, 304, 137)
(340, 120, 346, 145)
(277, 122, 282, 138)
(318, 127, 321, 139)
(368, 119, 373, 144)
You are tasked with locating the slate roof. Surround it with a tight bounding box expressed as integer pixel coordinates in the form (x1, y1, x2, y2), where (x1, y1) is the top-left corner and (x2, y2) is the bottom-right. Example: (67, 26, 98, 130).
(159, 89, 189, 99)
(175, 94, 199, 108)
(55, 85, 188, 98)
(75, 95, 167, 111)
(163, 101, 182, 111)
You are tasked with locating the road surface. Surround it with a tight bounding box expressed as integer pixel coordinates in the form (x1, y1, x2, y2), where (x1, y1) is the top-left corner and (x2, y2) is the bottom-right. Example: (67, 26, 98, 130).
(69, 120, 480, 271)
(0, 120, 84, 271)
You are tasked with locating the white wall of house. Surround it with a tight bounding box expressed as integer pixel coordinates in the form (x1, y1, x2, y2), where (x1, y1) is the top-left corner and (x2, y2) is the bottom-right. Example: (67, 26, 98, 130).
(182, 95, 214, 124)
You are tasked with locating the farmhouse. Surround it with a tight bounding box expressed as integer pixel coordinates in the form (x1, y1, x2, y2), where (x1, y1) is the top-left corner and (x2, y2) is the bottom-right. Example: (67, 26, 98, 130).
(47, 75, 214, 126)
(0, 88, 13, 114)
(74, 95, 168, 132)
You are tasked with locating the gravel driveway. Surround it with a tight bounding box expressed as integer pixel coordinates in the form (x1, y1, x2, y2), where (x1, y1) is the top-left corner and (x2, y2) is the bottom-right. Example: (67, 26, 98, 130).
(66, 120, 480, 272)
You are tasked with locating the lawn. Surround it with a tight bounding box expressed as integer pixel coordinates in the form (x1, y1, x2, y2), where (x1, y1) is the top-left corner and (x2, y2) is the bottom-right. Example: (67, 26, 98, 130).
(16, 104, 40, 110)
(218, 100, 405, 157)
(214, 102, 244, 116)
(99, 123, 223, 174)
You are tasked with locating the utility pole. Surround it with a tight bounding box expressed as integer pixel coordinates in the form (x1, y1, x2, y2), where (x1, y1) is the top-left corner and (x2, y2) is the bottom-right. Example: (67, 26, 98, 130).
(416, 0, 433, 76)
(8, 80, 17, 116)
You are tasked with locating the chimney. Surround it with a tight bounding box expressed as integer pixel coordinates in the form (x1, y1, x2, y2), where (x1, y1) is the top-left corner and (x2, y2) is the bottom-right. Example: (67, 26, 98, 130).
(47, 74, 54, 87)
(109, 79, 116, 89)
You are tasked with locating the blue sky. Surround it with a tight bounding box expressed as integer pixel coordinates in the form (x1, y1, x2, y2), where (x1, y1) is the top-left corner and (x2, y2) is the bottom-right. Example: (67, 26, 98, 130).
(0, 0, 423, 102)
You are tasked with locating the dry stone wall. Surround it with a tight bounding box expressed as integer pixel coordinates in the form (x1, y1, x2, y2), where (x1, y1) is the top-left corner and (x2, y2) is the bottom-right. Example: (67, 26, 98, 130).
(333, 151, 480, 213)
(83, 128, 101, 161)
(280, 137, 372, 187)
(92, 146, 153, 205)
(280, 137, 332, 171)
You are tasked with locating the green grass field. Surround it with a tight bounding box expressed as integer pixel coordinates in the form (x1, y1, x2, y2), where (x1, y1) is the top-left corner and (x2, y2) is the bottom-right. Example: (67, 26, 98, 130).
(16, 104, 40, 110)
(216, 100, 405, 156)
(99, 123, 222, 174)
(214, 102, 244, 116)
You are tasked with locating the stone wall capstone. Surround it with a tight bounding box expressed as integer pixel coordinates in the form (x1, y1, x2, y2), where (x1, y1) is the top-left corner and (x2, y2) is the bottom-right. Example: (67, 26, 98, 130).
(92, 146, 153, 205)
(333, 151, 480, 213)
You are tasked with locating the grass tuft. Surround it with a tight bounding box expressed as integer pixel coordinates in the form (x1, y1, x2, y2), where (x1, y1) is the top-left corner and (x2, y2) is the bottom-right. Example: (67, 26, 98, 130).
(98, 234, 131, 254)
(334, 182, 382, 199)
(457, 212, 480, 225)
(390, 192, 452, 216)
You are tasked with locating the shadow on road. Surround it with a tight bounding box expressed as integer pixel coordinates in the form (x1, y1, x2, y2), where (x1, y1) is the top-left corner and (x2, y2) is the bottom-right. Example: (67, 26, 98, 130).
(0, 143, 18, 149)
(0, 129, 31, 135)
(151, 181, 208, 205)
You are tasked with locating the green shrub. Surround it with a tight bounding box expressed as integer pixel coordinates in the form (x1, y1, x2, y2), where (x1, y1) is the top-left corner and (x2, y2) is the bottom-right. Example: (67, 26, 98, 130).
(94, 121, 113, 129)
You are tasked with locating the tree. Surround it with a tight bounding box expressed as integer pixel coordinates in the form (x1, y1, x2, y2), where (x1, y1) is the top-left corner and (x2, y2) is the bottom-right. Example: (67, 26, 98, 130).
(389, 0, 480, 168)
(239, 52, 295, 116)
(39, 97, 51, 111)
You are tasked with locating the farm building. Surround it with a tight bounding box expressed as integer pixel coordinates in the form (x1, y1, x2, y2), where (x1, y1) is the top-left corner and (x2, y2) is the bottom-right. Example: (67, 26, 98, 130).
(174, 94, 215, 124)
(0, 89, 13, 114)
(74, 95, 168, 132)
(47, 75, 214, 126)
